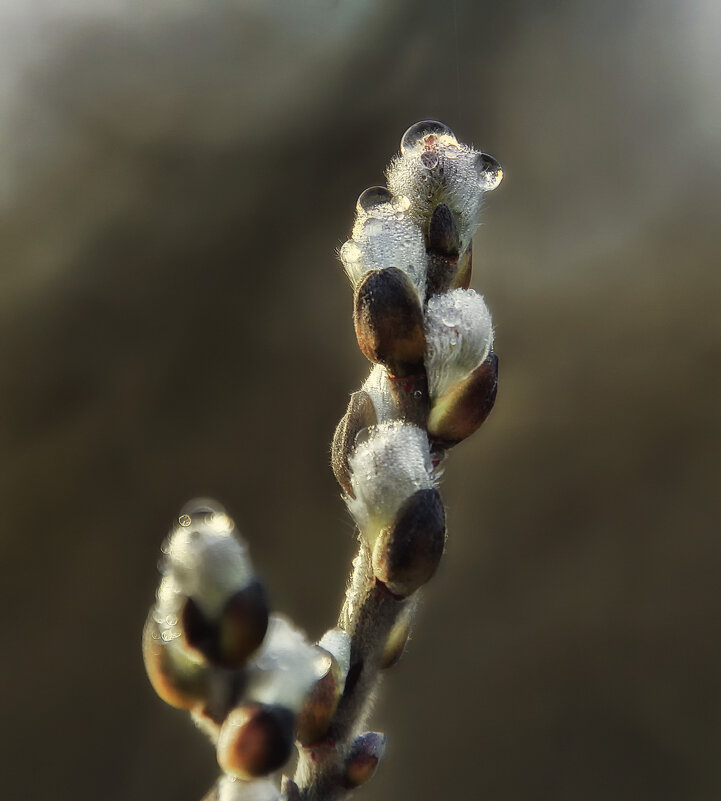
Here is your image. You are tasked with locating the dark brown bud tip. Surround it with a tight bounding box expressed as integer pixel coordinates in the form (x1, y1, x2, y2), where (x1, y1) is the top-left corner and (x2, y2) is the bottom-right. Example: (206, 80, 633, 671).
(354, 267, 426, 377)
(332, 390, 378, 496)
(296, 649, 343, 746)
(217, 703, 295, 779)
(345, 731, 387, 788)
(372, 488, 446, 597)
(182, 579, 269, 669)
(142, 613, 209, 710)
(427, 352, 498, 444)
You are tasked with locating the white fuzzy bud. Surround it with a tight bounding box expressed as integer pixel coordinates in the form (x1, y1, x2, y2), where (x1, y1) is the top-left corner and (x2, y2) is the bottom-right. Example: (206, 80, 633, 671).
(218, 775, 280, 801)
(360, 365, 395, 424)
(156, 510, 255, 622)
(346, 421, 435, 544)
(317, 627, 351, 683)
(340, 198, 426, 300)
(424, 289, 494, 400)
(245, 616, 318, 713)
(386, 125, 501, 251)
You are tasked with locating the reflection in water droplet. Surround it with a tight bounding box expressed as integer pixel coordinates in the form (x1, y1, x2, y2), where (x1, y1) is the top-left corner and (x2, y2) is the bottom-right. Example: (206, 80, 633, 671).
(400, 120, 454, 154)
(420, 151, 439, 170)
(178, 514, 191, 527)
(476, 153, 503, 191)
(444, 144, 460, 160)
(161, 630, 173, 642)
(340, 240, 362, 264)
(413, 390, 423, 399)
(391, 194, 411, 212)
(165, 615, 178, 626)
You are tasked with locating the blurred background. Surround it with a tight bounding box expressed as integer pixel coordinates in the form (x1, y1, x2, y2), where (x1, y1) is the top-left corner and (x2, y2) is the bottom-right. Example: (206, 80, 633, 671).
(1, 0, 719, 799)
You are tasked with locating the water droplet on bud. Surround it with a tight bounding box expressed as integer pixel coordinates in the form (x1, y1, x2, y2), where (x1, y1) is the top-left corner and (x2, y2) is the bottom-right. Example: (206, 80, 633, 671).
(476, 152, 503, 191)
(178, 514, 191, 527)
(356, 186, 392, 214)
(420, 151, 439, 170)
(400, 120, 454, 154)
(391, 194, 411, 212)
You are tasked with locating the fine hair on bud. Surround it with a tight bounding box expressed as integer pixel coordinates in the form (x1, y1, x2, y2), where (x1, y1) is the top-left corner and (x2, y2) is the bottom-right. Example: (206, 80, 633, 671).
(245, 616, 319, 713)
(346, 421, 435, 545)
(340, 190, 426, 300)
(386, 121, 502, 250)
(161, 506, 256, 619)
(424, 288, 493, 401)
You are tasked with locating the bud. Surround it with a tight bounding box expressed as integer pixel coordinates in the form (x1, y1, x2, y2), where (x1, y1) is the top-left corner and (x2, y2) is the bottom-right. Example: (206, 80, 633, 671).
(142, 612, 209, 711)
(182, 581, 269, 669)
(157, 502, 269, 670)
(387, 120, 502, 252)
(424, 288, 493, 402)
(380, 597, 417, 669)
(372, 488, 446, 597)
(354, 267, 426, 377)
(246, 616, 319, 713)
(340, 188, 427, 299)
(296, 647, 343, 745)
(345, 421, 435, 547)
(426, 203, 461, 298)
(217, 703, 295, 779)
(427, 352, 498, 443)
(344, 732, 387, 788)
(331, 390, 377, 496)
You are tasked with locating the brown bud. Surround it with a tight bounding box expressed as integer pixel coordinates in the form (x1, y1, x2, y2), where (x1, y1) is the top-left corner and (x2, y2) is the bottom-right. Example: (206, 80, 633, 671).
(296, 648, 343, 745)
(354, 267, 426, 377)
(142, 613, 209, 711)
(217, 703, 295, 779)
(380, 598, 416, 669)
(427, 352, 498, 444)
(331, 390, 378, 496)
(426, 204, 462, 299)
(372, 488, 446, 597)
(344, 731, 387, 788)
(182, 579, 269, 669)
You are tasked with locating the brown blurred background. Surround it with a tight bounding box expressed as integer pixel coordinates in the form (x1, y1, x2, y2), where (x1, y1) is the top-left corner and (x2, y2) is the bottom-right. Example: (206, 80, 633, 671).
(1, 1, 719, 799)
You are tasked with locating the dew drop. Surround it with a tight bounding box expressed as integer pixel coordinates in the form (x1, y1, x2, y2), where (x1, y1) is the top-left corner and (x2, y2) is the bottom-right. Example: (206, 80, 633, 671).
(413, 390, 423, 399)
(444, 144, 461, 160)
(401, 120, 454, 154)
(391, 194, 411, 213)
(420, 151, 439, 170)
(357, 186, 392, 214)
(476, 152, 503, 191)
(340, 240, 362, 264)
(161, 630, 173, 642)
(178, 514, 191, 527)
